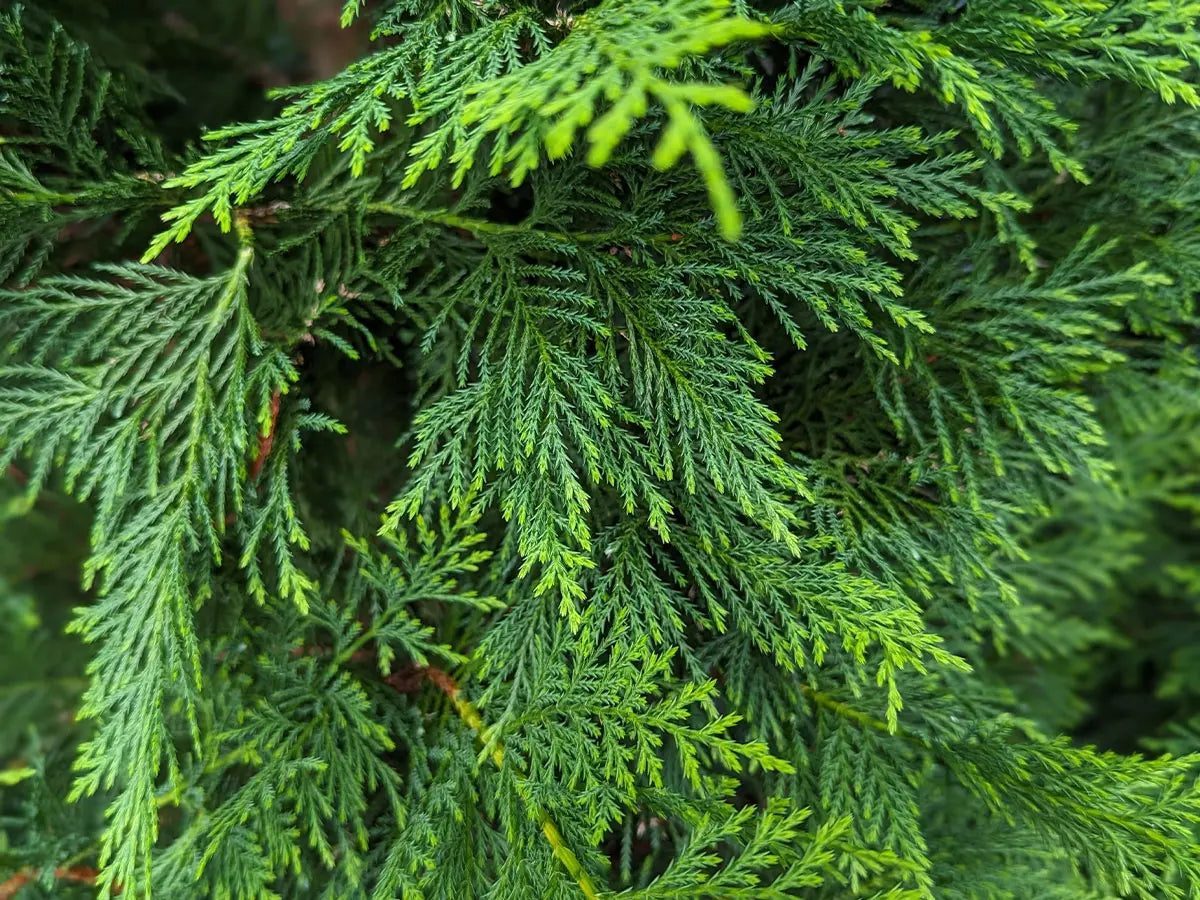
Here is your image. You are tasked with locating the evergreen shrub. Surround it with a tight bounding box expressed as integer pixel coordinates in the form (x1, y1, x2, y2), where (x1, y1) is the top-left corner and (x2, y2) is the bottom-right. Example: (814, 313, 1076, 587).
(1, 1, 1199, 897)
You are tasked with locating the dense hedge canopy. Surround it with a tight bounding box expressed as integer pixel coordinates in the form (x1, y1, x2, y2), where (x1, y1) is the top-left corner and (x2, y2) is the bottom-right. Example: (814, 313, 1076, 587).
(1, 1, 1199, 898)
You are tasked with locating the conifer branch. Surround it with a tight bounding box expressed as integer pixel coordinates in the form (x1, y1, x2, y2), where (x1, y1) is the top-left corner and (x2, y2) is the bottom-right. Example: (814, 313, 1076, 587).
(3, 3, 1200, 897)
(414, 665, 602, 900)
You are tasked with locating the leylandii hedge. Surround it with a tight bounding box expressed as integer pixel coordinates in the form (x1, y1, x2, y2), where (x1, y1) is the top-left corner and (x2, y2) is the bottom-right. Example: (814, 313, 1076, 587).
(1, 1, 1199, 898)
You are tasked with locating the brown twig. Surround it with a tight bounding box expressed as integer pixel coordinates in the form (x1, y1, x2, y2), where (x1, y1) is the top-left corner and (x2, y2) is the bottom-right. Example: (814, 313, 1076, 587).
(0, 866, 107, 900)
(290, 644, 373, 664)
(249, 389, 283, 481)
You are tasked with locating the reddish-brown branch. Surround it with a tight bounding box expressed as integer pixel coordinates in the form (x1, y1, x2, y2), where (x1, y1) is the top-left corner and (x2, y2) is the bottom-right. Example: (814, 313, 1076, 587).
(284, 650, 454, 698)
(221, 389, 284, 528)
(289, 644, 373, 664)
(249, 389, 283, 481)
(382, 664, 451, 696)
(423, 666, 460, 700)
(0, 866, 107, 900)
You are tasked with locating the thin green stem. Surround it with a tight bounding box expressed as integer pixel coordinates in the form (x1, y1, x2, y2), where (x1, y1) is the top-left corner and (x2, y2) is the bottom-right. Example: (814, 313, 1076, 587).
(0, 174, 163, 208)
(4, 181, 681, 250)
(363, 201, 568, 241)
(428, 668, 602, 900)
(330, 623, 380, 670)
(799, 684, 927, 747)
(361, 200, 635, 245)
(1, 188, 89, 205)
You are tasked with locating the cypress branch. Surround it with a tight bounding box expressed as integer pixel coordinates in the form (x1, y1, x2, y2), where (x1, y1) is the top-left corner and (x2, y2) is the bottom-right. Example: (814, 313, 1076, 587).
(1, 1, 1199, 898)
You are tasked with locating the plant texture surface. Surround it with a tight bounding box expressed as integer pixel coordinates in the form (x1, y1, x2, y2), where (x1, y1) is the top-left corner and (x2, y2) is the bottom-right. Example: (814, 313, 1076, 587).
(1, 0, 1199, 897)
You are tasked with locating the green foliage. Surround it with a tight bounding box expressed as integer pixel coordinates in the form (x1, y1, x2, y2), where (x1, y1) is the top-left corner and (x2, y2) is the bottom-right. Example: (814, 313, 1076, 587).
(1, 0, 1199, 898)
(415, 0, 767, 238)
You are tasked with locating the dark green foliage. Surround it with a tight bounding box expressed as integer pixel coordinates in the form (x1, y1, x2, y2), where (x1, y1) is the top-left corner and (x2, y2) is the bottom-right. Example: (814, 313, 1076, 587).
(1, 0, 1199, 898)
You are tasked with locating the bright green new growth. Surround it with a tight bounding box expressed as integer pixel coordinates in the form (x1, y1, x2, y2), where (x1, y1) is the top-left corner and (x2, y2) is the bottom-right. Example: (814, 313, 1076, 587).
(1, 1, 1200, 899)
